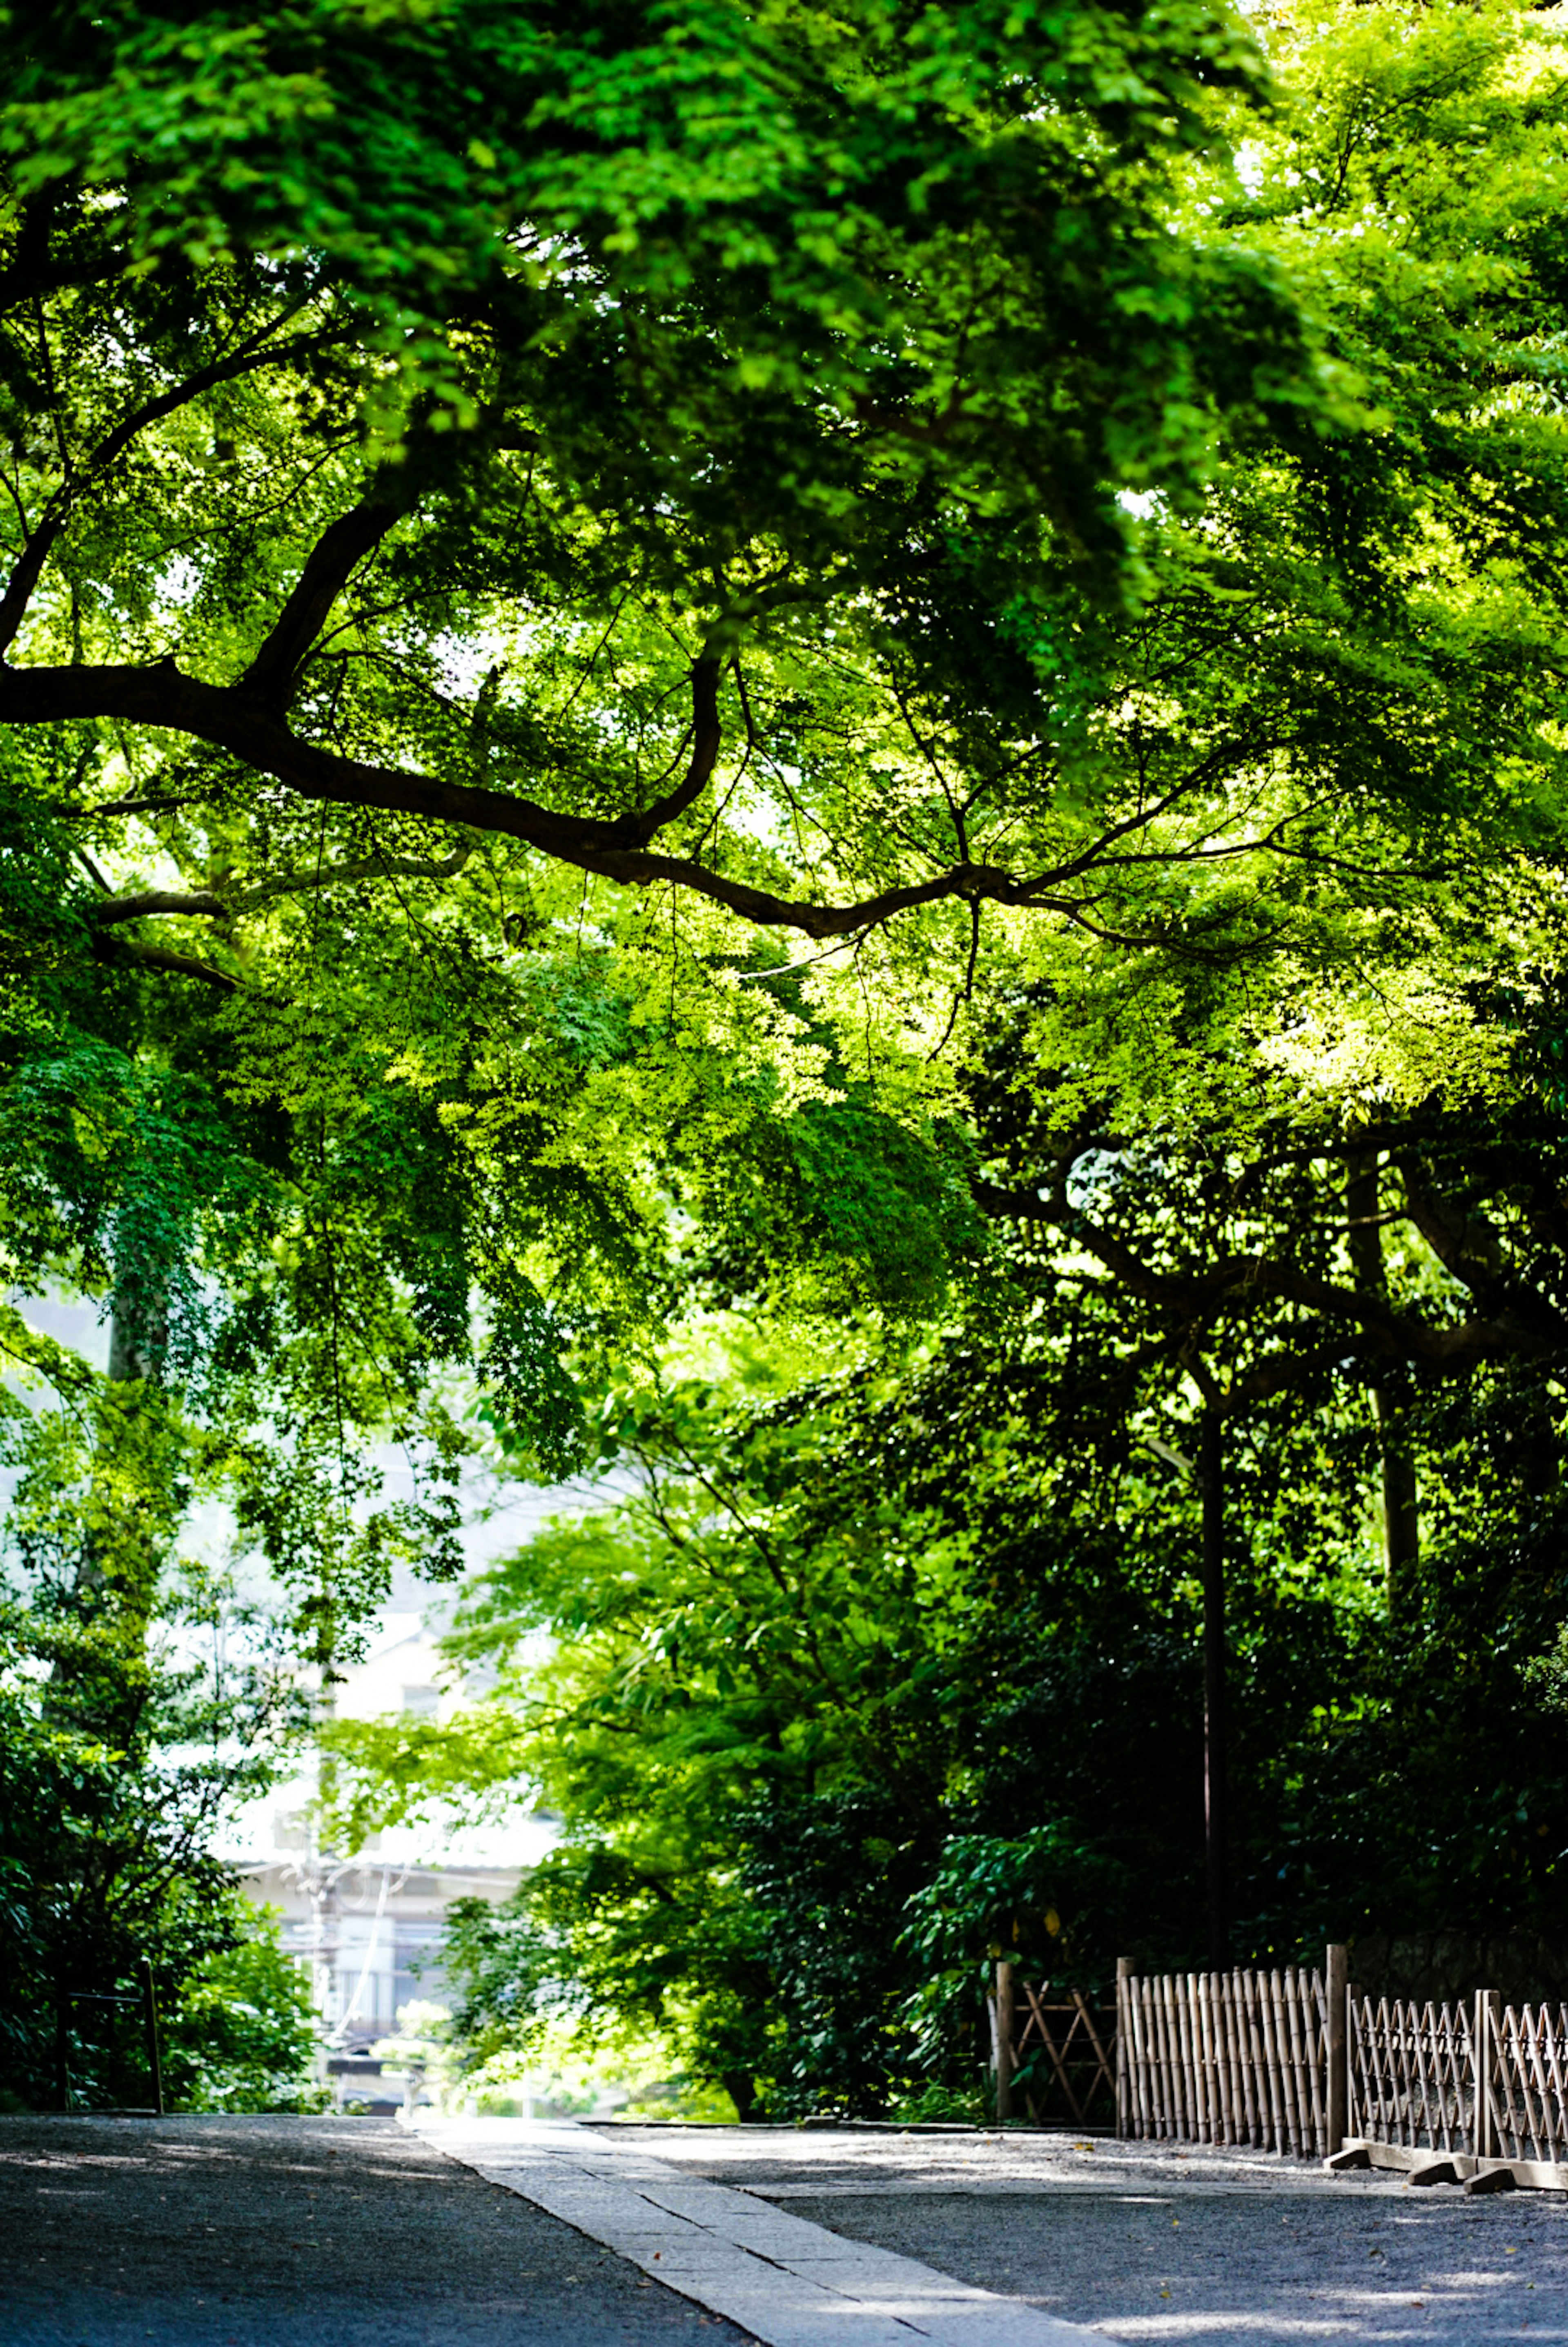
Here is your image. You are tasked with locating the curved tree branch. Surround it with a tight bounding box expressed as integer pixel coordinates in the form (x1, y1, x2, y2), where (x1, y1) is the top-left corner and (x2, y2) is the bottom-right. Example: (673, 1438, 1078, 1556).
(972, 1171, 1568, 1377)
(0, 654, 1330, 944)
(89, 844, 474, 927)
(238, 494, 408, 711)
(0, 320, 342, 658)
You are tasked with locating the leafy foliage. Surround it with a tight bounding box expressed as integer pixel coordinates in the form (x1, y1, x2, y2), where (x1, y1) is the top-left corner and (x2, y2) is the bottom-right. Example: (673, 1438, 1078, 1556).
(160, 1908, 325, 2114)
(0, 1385, 304, 2110)
(10, 0, 1568, 2125)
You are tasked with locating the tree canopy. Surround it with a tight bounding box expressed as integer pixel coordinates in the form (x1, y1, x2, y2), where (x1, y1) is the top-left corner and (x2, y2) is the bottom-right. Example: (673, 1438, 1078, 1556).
(8, 0, 1568, 2116)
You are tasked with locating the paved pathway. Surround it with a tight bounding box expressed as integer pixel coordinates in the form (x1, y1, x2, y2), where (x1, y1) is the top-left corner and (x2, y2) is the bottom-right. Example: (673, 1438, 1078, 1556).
(423, 2115, 1096, 2346)
(9, 2110, 1568, 2345)
(0, 2113, 753, 2346)
(597, 2121, 1568, 2344)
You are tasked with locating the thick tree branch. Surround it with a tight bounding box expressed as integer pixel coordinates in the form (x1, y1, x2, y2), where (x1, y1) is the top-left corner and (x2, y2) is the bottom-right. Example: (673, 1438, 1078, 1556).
(0, 323, 338, 657)
(972, 1173, 1568, 1373)
(0, 654, 1428, 946)
(1400, 1164, 1568, 1348)
(616, 656, 722, 844)
(0, 656, 1125, 938)
(88, 845, 473, 927)
(239, 496, 408, 710)
(100, 940, 238, 990)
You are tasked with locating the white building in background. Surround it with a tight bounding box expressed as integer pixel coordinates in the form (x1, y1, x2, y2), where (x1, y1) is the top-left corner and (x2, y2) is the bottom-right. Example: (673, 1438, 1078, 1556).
(226, 1613, 557, 2104)
(241, 1853, 523, 2108)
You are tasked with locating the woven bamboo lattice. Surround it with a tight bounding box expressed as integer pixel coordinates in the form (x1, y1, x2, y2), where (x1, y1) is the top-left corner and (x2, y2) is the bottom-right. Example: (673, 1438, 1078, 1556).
(1346, 1995, 1477, 2154)
(1487, 2003, 1568, 2165)
(1004, 1983, 1117, 2125)
(1118, 1967, 1328, 2154)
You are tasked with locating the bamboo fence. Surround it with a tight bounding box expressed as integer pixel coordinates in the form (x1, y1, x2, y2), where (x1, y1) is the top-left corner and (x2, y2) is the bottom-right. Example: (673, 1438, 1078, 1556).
(1114, 1964, 1330, 2153)
(987, 1972, 1116, 2126)
(1489, 2001, 1568, 2165)
(987, 1953, 1568, 2190)
(1347, 1993, 1478, 2153)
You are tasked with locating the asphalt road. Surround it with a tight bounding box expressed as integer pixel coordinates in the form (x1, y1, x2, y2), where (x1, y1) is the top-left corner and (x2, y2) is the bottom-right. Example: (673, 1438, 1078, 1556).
(12, 2110, 1568, 2346)
(618, 2122, 1568, 2344)
(0, 2114, 755, 2347)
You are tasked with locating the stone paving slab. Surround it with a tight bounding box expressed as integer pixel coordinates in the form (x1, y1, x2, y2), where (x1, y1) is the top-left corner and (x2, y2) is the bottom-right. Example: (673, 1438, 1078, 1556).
(421, 2118, 1102, 2347)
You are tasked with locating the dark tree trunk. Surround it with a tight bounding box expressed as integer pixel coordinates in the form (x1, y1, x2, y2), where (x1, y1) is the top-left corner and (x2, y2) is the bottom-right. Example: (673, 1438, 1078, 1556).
(721, 2070, 761, 2123)
(1200, 1412, 1227, 1971)
(1346, 1154, 1419, 1613)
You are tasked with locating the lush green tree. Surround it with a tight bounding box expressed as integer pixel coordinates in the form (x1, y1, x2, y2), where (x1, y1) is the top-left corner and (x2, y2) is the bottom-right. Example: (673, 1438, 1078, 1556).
(11, 0, 1568, 2117)
(0, 0, 1317, 1494)
(161, 1908, 326, 2113)
(2, 0, 1567, 1486)
(330, 1012, 1568, 2113)
(0, 1374, 307, 2109)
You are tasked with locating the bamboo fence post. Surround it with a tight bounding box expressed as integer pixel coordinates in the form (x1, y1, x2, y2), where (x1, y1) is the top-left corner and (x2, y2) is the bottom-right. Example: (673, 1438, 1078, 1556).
(1275, 1966, 1293, 2151)
(1150, 1971, 1164, 2140)
(1286, 1971, 1314, 2150)
(1212, 1973, 1235, 2145)
(1195, 1974, 1212, 2143)
(1165, 1973, 1185, 2137)
(1175, 1974, 1197, 2142)
(1289, 1970, 1312, 2155)
(995, 1959, 1014, 2125)
(1304, 1969, 1327, 2158)
(1192, 1981, 1221, 2150)
(1243, 1971, 1267, 2148)
(1325, 1945, 1348, 2155)
(1191, 1974, 1210, 2141)
(1223, 1971, 1246, 2146)
(1221, 1971, 1238, 2143)
(1236, 1971, 1255, 2147)
(1165, 1972, 1184, 2137)
(1230, 1971, 1250, 2145)
(1116, 1959, 1132, 2139)
(1260, 1968, 1287, 2153)
(1147, 1976, 1165, 2137)
(1134, 1977, 1152, 2138)
(1196, 1973, 1216, 2143)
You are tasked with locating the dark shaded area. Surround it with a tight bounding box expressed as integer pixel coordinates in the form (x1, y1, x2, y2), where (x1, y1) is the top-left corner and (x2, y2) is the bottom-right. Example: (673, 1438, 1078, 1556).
(0, 2113, 751, 2345)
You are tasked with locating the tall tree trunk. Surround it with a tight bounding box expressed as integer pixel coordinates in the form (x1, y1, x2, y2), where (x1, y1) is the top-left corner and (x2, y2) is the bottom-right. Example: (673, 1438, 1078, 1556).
(1200, 1412, 1227, 1970)
(1346, 1154, 1419, 1613)
(106, 1303, 149, 1385)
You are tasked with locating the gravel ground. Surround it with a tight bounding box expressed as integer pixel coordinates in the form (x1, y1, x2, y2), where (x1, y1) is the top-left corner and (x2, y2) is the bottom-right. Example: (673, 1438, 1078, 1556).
(604, 2124, 1568, 2344)
(0, 2113, 753, 2347)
